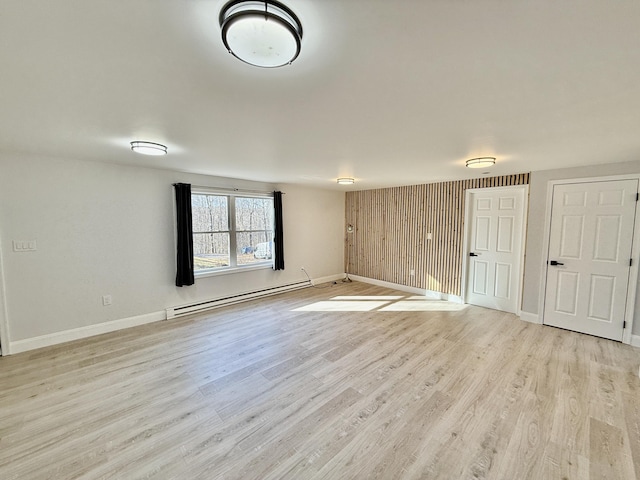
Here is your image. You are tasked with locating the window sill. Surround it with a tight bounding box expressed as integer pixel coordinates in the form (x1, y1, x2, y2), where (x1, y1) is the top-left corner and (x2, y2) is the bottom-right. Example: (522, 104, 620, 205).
(194, 263, 274, 279)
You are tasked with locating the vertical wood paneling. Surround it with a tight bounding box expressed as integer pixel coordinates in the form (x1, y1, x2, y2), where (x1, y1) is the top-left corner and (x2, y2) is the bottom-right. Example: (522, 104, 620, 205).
(345, 173, 530, 296)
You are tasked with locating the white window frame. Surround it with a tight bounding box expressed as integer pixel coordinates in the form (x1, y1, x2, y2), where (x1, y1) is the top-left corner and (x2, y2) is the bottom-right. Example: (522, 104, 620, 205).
(192, 188, 274, 277)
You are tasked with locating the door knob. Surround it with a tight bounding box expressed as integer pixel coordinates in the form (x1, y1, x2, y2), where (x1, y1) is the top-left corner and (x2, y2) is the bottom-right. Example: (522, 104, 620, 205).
(549, 260, 564, 266)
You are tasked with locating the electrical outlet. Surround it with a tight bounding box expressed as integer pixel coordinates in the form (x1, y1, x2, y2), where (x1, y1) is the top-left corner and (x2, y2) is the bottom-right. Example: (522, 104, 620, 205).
(102, 295, 112, 306)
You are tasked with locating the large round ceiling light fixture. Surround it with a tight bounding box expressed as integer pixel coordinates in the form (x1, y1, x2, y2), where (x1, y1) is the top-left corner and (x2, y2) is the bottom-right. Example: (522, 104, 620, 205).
(219, 0, 303, 68)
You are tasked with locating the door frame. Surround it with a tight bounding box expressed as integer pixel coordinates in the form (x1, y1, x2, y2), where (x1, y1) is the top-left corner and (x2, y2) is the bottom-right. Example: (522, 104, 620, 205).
(538, 174, 640, 345)
(0, 237, 10, 355)
(461, 184, 529, 315)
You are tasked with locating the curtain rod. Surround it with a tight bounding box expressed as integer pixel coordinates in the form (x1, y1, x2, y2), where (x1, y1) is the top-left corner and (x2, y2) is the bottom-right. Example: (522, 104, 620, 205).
(177, 184, 284, 195)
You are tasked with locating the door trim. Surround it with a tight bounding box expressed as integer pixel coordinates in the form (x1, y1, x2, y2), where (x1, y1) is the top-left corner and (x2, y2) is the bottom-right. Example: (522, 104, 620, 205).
(461, 185, 529, 315)
(0, 237, 10, 355)
(538, 174, 640, 345)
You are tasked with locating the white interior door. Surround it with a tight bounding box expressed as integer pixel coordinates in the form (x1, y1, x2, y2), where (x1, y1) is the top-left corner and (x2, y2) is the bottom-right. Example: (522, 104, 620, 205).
(465, 186, 526, 314)
(543, 179, 638, 341)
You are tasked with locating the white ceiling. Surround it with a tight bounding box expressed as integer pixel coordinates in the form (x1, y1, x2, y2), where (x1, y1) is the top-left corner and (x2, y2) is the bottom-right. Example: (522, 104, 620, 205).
(1, 0, 640, 190)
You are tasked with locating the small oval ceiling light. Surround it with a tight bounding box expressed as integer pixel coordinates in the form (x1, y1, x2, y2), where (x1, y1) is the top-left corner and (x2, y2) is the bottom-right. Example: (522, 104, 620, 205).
(466, 157, 496, 168)
(337, 177, 355, 185)
(219, 0, 303, 68)
(130, 141, 168, 156)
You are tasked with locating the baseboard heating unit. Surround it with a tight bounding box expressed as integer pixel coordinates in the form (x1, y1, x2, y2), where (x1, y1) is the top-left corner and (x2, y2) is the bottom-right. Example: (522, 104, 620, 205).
(166, 281, 310, 319)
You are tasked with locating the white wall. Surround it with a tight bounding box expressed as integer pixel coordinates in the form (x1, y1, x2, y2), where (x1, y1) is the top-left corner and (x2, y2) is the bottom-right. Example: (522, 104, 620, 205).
(0, 152, 344, 351)
(275, 182, 346, 277)
(521, 160, 640, 335)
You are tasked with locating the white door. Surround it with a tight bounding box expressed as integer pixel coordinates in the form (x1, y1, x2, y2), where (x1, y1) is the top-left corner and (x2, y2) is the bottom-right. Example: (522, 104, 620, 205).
(465, 186, 527, 314)
(543, 179, 638, 341)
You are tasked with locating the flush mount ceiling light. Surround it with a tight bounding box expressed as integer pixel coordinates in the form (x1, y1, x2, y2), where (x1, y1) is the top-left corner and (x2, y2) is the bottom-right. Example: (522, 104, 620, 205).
(465, 157, 496, 168)
(337, 177, 355, 185)
(130, 141, 167, 156)
(219, 0, 303, 68)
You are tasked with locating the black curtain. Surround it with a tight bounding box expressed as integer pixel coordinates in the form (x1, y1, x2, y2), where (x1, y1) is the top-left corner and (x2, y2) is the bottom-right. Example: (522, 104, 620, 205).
(273, 191, 285, 270)
(174, 183, 194, 286)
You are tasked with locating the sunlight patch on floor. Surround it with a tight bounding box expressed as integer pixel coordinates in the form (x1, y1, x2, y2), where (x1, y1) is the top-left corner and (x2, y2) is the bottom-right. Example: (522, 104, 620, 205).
(330, 295, 404, 300)
(379, 301, 467, 312)
(293, 293, 467, 312)
(293, 301, 390, 312)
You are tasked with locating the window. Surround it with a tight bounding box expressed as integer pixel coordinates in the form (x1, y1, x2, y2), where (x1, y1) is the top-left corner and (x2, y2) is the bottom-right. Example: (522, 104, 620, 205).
(191, 191, 274, 274)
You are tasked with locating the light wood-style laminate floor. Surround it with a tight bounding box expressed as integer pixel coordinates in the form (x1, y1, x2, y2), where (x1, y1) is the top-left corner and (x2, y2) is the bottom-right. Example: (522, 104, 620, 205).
(1, 281, 640, 479)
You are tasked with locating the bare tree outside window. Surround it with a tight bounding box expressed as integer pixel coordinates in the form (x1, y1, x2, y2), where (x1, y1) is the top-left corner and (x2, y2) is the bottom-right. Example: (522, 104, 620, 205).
(235, 197, 274, 265)
(192, 193, 274, 272)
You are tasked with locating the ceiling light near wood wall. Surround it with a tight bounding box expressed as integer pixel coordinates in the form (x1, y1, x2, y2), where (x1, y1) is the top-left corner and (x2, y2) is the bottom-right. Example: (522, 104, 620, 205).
(337, 178, 355, 185)
(465, 157, 496, 168)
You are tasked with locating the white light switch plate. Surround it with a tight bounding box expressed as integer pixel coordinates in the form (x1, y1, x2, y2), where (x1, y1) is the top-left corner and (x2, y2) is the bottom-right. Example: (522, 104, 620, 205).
(13, 240, 37, 252)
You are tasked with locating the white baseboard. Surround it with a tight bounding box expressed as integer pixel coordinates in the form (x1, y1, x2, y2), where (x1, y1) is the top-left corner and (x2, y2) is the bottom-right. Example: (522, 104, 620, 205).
(631, 335, 640, 348)
(348, 274, 464, 303)
(519, 311, 541, 324)
(8, 310, 166, 355)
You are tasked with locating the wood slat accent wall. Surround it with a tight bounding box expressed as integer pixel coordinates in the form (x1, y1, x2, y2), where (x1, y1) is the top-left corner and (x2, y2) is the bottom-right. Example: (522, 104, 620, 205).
(345, 173, 530, 296)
